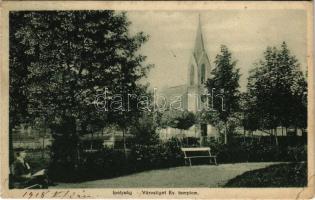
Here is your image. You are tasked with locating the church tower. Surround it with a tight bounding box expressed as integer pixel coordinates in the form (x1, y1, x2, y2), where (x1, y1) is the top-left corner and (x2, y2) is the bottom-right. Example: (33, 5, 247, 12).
(187, 14, 211, 112)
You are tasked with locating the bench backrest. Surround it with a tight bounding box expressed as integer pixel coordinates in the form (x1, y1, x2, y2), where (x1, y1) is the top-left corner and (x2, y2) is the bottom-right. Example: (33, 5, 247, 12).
(181, 147, 210, 152)
(181, 147, 212, 157)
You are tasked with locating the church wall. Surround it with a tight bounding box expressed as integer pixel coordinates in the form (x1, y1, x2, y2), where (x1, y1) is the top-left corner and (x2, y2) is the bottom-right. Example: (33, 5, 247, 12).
(158, 125, 220, 141)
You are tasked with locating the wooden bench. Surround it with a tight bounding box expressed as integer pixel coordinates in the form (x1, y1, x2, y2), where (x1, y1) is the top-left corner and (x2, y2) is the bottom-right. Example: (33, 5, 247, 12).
(181, 147, 217, 166)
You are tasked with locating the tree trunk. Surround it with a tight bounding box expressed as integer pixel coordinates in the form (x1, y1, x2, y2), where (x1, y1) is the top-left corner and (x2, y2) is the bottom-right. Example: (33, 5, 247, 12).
(243, 128, 246, 142)
(274, 128, 279, 146)
(199, 124, 203, 147)
(270, 129, 273, 144)
(50, 115, 79, 177)
(123, 127, 127, 158)
(224, 123, 228, 145)
(195, 125, 197, 138)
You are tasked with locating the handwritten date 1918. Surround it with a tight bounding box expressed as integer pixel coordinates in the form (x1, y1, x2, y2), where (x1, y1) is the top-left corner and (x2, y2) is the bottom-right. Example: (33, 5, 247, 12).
(22, 190, 92, 199)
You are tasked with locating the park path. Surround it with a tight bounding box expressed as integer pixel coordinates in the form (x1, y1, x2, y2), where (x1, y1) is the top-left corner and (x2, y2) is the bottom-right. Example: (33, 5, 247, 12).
(52, 162, 282, 188)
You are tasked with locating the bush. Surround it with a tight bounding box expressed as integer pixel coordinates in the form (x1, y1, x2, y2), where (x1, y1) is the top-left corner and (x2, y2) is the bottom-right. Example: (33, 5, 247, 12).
(49, 138, 183, 182)
(206, 139, 307, 163)
(79, 148, 127, 180)
(129, 138, 183, 171)
(49, 136, 306, 182)
(287, 145, 307, 161)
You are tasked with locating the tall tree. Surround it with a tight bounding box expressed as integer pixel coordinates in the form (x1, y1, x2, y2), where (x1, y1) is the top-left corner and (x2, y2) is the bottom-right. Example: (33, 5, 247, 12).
(206, 45, 241, 144)
(10, 11, 152, 178)
(246, 42, 307, 143)
(9, 12, 32, 164)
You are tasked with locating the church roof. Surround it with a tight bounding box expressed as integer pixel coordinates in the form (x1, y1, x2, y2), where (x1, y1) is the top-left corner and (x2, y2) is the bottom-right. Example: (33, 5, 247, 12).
(193, 14, 205, 61)
(160, 84, 187, 96)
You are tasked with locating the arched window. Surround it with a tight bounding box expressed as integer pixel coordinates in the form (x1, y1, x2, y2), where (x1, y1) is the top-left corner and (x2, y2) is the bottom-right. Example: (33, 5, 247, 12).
(190, 65, 195, 85)
(201, 64, 206, 84)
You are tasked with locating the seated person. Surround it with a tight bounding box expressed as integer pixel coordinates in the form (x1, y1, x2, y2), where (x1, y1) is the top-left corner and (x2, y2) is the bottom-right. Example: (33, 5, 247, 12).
(11, 148, 48, 188)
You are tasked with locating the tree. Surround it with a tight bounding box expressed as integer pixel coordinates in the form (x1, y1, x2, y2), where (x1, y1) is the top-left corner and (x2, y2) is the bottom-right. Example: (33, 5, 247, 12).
(240, 92, 259, 135)
(246, 42, 307, 144)
(10, 11, 152, 178)
(160, 110, 196, 146)
(130, 112, 160, 145)
(9, 12, 32, 164)
(160, 110, 196, 130)
(205, 45, 241, 144)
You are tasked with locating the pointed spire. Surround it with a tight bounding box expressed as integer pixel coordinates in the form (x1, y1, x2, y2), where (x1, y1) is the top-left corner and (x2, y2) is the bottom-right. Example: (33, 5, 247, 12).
(193, 13, 205, 60)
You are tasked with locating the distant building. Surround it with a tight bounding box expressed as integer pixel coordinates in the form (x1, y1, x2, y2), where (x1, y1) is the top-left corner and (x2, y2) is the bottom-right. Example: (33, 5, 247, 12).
(160, 15, 211, 113)
(159, 15, 219, 141)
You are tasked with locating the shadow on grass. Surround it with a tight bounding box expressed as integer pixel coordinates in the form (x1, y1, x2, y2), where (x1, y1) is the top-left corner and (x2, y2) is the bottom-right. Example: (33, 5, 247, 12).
(224, 162, 307, 187)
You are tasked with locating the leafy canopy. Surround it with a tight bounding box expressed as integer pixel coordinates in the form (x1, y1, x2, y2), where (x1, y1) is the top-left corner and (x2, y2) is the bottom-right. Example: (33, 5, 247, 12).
(246, 42, 307, 130)
(10, 11, 152, 133)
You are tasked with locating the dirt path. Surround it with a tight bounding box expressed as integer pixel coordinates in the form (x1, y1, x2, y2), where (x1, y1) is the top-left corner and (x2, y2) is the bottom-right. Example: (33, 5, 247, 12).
(52, 162, 283, 188)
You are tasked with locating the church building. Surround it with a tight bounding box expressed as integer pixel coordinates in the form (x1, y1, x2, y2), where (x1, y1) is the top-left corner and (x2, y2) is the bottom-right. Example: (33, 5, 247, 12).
(160, 15, 211, 113)
(186, 15, 211, 112)
(159, 15, 219, 141)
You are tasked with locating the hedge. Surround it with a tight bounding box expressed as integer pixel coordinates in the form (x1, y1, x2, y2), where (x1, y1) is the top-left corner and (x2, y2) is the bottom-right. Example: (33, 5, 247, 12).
(49, 138, 307, 182)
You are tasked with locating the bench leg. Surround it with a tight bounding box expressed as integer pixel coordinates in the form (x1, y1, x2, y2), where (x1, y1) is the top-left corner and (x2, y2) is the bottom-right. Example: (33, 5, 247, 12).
(189, 158, 192, 166)
(214, 157, 217, 165)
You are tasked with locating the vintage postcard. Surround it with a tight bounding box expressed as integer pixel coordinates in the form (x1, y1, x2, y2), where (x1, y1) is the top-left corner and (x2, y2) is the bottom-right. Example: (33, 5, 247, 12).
(0, 1, 314, 199)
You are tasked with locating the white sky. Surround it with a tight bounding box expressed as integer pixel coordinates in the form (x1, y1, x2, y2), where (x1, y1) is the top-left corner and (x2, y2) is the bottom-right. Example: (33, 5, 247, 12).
(127, 10, 307, 91)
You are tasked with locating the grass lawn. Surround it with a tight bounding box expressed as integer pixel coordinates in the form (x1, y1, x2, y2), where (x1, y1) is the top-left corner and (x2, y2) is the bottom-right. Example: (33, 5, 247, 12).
(224, 162, 307, 187)
(52, 162, 281, 188)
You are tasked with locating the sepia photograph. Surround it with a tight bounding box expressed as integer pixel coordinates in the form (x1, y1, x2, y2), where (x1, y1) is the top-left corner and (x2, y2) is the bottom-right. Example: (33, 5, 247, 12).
(0, 1, 314, 199)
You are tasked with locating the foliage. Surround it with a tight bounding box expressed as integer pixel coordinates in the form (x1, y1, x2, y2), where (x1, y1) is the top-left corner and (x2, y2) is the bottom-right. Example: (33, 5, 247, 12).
(49, 138, 183, 182)
(224, 162, 307, 187)
(197, 110, 241, 143)
(239, 92, 260, 131)
(206, 45, 241, 121)
(245, 42, 307, 132)
(9, 12, 34, 163)
(129, 112, 160, 145)
(206, 139, 307, 163)
(205, 45, 241, 144)
(160, 110, 196, 130)
(49, 135, 307, 182)
(129, 139, 183, 171)
(10, 11, 152, 174)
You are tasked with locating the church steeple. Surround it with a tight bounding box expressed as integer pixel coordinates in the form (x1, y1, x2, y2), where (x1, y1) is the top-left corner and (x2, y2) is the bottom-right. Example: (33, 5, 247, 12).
(187, 13, 211, 112)
(193, 14, 205, 61)
(188, 13, 211, 87)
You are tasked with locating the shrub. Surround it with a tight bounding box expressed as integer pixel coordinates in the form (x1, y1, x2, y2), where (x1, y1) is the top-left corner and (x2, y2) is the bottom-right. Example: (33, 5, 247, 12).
(129, 138, 183, 171)
(206, 139, 307, 163)
(287, 145, 307, 161)
(79, 148, 127, 180)
(49, 136, 306, 182)
(49, 138, 183, 182)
